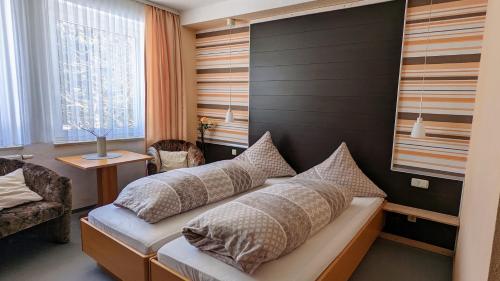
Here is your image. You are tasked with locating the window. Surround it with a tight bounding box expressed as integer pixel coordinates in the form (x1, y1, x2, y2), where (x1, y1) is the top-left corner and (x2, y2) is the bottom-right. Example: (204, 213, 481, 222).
(0, 0, 23, 148)
(52, 0, 145, 143)
(0, 0, 145, 147)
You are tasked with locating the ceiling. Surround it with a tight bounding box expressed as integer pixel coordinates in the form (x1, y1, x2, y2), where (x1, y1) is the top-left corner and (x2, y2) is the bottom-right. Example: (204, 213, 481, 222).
(150, 0, 372, 30)
(150, 0, 226, 11)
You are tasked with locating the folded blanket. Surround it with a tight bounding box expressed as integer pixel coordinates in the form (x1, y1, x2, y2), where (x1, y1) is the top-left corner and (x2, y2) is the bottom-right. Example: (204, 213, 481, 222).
(114, 160, 267, 223)
(183, 178, 353, 273)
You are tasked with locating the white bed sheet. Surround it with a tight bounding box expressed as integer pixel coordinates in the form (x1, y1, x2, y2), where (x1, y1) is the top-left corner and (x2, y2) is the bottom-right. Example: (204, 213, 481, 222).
(157, 197, 384, 281)
(88, 177, 291, 255)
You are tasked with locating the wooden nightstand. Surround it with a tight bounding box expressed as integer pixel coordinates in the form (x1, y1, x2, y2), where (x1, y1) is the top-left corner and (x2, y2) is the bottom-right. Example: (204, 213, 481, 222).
(56, 150, 153, 206)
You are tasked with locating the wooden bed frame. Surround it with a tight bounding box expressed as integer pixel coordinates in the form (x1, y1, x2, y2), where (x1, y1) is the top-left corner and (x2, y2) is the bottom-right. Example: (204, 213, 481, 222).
(80, 217, 155, 281)
(150, 204, 385, 281)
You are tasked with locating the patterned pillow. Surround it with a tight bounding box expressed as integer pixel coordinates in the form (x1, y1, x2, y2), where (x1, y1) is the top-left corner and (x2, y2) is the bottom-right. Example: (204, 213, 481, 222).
(235, 131, 296, 178)
(294, 142, 386, 197)
(159, 150, 188, 172)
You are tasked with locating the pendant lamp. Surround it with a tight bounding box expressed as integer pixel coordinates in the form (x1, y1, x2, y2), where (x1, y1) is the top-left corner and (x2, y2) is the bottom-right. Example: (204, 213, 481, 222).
(411, 0, 433, 139)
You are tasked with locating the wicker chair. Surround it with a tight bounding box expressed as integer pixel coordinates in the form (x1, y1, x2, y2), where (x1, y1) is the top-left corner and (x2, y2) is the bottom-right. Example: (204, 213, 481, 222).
(146, 140, 205, 175)
(0, 158, 72, 243)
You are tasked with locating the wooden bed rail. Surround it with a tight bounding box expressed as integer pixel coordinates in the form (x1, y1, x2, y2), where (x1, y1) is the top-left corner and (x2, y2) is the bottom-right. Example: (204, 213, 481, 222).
(317, 205, 384, 281)
(150, 258, 190, 281)
(80, 217, 154, 281)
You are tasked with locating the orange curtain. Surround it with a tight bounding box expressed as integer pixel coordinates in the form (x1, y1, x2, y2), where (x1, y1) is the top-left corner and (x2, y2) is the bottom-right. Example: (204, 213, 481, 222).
(145, 6, 186, 147)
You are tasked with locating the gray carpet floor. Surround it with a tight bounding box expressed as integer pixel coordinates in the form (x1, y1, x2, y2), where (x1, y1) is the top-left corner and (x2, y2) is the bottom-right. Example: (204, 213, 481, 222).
(0, 212, 452, 281)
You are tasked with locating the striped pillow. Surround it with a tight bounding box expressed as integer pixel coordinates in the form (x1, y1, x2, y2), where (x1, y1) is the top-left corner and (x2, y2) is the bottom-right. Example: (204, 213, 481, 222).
(295, 142, 386, 197)
(235, 131, 296, 178)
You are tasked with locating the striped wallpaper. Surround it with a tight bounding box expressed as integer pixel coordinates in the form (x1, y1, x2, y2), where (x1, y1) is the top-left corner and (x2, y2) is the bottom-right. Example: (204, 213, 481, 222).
(392, 0, 488, 180)
(196, 25, 250, 148)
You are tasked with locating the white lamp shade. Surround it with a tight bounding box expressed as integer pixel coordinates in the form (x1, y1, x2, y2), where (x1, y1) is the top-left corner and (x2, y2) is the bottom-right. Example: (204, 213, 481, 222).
(411, 117, 426, 138)
(225, 109, 234, 123)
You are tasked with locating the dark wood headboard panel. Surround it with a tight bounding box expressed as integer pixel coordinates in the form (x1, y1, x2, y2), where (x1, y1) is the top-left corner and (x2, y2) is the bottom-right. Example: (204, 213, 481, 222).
(250, 1, 405, 175)
(249, 0, 462, 249)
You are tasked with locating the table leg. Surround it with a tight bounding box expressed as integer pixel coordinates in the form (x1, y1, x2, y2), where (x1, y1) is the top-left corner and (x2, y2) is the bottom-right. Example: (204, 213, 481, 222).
(96, 166, 118, 206)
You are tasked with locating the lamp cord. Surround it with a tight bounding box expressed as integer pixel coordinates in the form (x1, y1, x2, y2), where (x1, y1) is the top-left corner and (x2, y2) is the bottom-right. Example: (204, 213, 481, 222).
(228, 22, 232, 111)
(420, 0, 433, 118)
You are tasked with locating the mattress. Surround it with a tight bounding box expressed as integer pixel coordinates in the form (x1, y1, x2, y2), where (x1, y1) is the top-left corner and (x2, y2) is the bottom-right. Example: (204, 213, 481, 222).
(157, 197, 384, 281)
(88, 177, 290, 255)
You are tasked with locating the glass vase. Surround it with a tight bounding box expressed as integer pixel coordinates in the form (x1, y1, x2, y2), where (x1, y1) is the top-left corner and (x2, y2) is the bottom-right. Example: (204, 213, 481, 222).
(97, 137, 107, 157)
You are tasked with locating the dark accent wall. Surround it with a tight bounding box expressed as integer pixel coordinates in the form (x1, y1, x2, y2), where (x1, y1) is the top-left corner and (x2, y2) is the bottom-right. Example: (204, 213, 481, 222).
(198, 142, 245, 163)
(249, 0, 461, 249)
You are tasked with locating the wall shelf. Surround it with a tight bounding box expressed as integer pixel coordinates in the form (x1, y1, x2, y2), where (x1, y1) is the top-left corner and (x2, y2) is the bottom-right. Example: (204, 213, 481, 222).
(379, 232, 455, 256)
(383, 202, 460, 227)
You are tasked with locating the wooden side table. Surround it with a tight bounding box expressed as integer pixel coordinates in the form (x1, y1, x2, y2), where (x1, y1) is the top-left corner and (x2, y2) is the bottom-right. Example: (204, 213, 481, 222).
(56, 150, 153, 206)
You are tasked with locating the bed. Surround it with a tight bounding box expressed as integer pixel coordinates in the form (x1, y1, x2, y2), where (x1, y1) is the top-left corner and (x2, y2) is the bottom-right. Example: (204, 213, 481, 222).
(80, 177, 291, 281)
(150, 197, 385, 281)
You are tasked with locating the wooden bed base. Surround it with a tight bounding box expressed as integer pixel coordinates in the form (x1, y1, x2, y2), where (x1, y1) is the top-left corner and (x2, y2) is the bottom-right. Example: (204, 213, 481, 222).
(80, 217, 155, 281)
(150, 205, 385, 281)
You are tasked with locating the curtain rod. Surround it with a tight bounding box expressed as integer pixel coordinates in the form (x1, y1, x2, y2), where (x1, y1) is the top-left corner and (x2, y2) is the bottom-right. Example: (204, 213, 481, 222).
(133, 0, 180, 15)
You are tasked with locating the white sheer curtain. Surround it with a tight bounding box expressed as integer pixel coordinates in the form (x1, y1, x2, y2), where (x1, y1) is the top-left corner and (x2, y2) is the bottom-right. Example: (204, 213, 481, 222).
(1, 0, 68, 146)
(11, 0, 58, 144)
(51, 0, 146, 143)
(0, 0, 145, 147)
(0, 0, 24, 147)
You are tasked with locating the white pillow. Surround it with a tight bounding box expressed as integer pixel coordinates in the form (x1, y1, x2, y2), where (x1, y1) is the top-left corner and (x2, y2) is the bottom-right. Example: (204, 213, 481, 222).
(159, 151, 188, 172)
(0, 168, 43, 211)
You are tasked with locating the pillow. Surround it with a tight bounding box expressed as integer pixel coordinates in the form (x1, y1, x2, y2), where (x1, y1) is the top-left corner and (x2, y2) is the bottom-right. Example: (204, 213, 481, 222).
(159, 151, 188, 172)
(294, 142, 386, 197)
(0, 168, 43, 211)
(235, 131, 296, 178)
(183, 178, 353, 273)
(115, 159, 267, 223)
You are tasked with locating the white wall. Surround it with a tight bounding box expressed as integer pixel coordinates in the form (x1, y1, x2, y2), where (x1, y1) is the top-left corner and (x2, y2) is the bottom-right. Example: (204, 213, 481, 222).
(180, 0, 389, 29)
(453, 1, 500, 280)
(181, 0, 319, 25)
(0, 140, 146, 210)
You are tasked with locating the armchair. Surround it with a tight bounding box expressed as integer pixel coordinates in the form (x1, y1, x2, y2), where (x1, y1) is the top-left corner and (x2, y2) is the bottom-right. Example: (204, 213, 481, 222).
(0, 158, 72, 243)
(147, 140, 205, 175)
